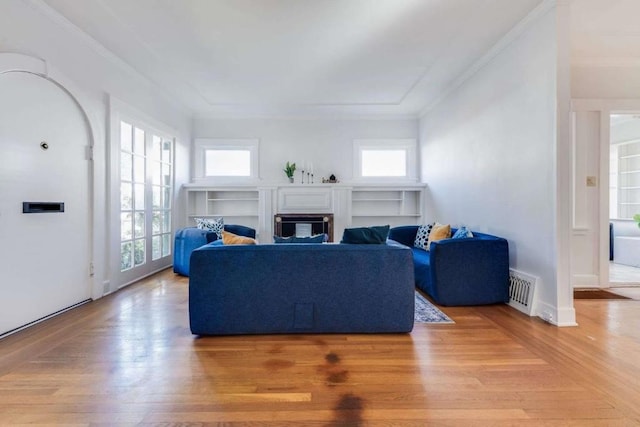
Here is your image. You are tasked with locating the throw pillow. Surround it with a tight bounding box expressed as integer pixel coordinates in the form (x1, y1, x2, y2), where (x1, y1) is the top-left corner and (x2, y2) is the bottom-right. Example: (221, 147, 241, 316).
(452, 226, 474, 239)
(340, 225, 390, 244)
(414, 223, 435, 250)
(222, 230, 256, 245)
(195, 217, 224, 239)
(273, 234, 326, 244)
(425, 223, 451, 250)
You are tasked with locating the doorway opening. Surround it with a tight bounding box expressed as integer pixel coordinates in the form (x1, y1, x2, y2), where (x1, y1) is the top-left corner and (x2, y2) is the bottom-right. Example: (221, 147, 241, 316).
(609, 113, 640, 291)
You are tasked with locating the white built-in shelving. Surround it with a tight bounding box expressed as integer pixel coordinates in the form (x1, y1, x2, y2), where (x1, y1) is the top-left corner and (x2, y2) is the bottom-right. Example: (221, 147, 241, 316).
(617, 141, 640, 219)
(183, 182, 425, 241)
(185, 185, 260, 231)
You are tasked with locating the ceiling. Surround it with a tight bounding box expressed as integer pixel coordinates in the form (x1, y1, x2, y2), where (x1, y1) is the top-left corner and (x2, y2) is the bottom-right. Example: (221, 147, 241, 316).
(570, 0, 640, 68)
(35, 1, 640, 118)
(41, 0, 546, 118)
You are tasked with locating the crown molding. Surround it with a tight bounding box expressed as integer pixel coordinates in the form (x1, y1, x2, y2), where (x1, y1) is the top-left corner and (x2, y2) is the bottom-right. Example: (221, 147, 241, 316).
(418, 0, 557, 118)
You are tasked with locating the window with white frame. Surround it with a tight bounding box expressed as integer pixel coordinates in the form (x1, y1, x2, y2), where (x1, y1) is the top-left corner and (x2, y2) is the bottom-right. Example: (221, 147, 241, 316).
(194, 138, 259, 182)
(353, 139, 417, 181)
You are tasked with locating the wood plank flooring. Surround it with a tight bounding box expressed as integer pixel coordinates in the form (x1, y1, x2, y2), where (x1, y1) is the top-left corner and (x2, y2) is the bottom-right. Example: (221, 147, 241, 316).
(1, 268, 640, 426)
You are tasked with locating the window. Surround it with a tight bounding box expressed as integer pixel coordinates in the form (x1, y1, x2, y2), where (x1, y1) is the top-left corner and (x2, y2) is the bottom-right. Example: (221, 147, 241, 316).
(354, 139, 417, 181)
(205, 149, 251, 176)
(194, 138, 259, 182)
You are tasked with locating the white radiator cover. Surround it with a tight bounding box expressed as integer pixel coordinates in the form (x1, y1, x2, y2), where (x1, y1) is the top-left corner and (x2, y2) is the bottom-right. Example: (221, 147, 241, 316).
(508, 269, 538, 316)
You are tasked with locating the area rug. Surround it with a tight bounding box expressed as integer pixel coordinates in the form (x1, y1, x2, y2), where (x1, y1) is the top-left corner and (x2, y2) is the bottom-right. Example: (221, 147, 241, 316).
(573, 290, 631, 300)
(414, 292, 454, 323)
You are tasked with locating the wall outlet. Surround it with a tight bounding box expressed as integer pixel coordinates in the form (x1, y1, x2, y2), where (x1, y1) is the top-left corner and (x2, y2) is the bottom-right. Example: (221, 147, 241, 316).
(586, 176, 597, 187)
(541, 310, 554, 324)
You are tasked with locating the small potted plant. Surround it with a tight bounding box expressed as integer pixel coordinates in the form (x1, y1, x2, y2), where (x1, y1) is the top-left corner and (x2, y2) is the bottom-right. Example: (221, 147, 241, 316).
(283, 161, 296, 183)
(634, 214, 640, 228)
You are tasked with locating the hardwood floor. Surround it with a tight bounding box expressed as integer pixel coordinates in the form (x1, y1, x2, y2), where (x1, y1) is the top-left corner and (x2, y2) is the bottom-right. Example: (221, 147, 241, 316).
(1, 269, 640, 426)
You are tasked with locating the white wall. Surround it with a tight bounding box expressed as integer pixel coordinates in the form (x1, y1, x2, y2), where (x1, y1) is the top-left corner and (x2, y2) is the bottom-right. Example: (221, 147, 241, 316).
(192, 118, 418, 184)
(573, 66, 640, 99)
(0, 0, 191, 298)
(419, 6, 573, 323)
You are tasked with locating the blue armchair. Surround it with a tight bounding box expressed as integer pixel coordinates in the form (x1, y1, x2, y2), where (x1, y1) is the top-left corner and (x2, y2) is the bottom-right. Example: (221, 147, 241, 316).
(389, 225, 510, 306)
(173, 224, 256, 276)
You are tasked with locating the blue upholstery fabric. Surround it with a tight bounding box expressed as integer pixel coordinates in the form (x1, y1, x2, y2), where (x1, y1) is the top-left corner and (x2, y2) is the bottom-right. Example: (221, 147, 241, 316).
(173, 225, 256, 276)
(273, 234, 327, 243)
(389, 225, 510, 306)
(340, 225, 390, 244)
(189, 243, 415, 335)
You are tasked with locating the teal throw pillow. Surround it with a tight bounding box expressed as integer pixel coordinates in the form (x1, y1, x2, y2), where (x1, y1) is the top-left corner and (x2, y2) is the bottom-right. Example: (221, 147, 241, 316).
(452, 226, 474, 239)
(340, 225, 390, 244)
(274, 234, 326, 244)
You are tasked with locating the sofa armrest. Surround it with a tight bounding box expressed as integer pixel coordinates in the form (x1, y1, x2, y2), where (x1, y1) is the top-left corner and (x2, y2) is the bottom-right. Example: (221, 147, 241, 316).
(429, 237, 510, 306)
(389, 226, 419, 247)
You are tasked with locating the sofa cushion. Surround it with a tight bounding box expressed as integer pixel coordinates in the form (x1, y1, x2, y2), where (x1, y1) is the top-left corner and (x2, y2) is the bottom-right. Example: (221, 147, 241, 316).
(452, 226, 474, 239)
(341, 225, 390, 244)
(274, 234, 326, 244)
(426, 223, 451, 250)
(222, 230, 256, 245)
(195, 217, 224, 239)
(413, 223, 434, 250)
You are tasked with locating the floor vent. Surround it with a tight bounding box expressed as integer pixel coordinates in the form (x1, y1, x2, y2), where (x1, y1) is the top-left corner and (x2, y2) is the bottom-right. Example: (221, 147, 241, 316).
(509, 269, 538, 316)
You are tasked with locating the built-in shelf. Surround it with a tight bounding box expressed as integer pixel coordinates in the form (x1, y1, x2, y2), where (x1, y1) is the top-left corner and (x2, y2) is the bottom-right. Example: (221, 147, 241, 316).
(183, 182, 425, 241)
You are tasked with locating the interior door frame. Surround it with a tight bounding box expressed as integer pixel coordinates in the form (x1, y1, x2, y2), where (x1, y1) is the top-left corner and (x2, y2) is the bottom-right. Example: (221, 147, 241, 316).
(573, 99, 640, 289)
(0, 52, 103, 299)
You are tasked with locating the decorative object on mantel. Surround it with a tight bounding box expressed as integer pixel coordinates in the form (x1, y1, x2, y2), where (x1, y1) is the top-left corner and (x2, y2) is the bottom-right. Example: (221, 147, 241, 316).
(322, 174, 338, 184)
(283, 161, 296, 183)
(300, 160, 315, 184)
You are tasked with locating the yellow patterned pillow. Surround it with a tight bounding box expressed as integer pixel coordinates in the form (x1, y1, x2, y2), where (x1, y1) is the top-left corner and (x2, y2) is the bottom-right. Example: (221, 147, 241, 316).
(426, 223, 451, 250)
(222, 230, 257, 245)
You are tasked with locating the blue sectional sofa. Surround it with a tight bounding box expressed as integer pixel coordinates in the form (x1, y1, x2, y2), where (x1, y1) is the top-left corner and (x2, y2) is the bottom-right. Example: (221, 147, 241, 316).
(173, 224, 256, 276)
(389, 226, 510, 306)
(189, 242, 415, 335)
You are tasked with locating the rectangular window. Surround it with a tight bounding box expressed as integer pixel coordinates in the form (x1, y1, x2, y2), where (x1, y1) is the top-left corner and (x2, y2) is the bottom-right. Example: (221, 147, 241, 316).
(361, 149, 407, 177)
(205, 149, 251, 176)
(194, 139, 259, 182)
(354, 139, 417, 182)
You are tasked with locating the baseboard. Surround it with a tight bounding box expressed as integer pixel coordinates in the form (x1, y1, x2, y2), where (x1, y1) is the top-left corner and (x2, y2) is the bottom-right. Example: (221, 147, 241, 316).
(536, 301, 578, 327)
(572, 274, 600, 288)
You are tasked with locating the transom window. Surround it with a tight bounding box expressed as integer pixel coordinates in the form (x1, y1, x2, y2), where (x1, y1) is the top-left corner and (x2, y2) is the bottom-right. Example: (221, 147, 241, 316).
(194, 138, 259, 182)
(205, 149, 251, 177)
(354, 139, 417, 181)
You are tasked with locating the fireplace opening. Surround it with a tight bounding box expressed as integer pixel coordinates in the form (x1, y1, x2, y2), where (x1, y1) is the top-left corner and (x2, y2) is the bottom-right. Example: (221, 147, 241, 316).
(274, 213, 334, 242)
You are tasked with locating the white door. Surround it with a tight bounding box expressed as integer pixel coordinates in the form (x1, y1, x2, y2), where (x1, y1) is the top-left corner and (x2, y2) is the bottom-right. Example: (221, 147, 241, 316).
(111, 117, 174, 289)
(0, 72, 91, 336)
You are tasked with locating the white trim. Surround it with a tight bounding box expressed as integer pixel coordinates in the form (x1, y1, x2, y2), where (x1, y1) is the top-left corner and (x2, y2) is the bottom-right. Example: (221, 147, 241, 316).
(193, 138, 260, 184)
(571, 99, 640, 289)
(352, 138, 418, 183)
(419, 0, 558, 117)
(572, 274, 600, 288)
(536, 301, 578, 327)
